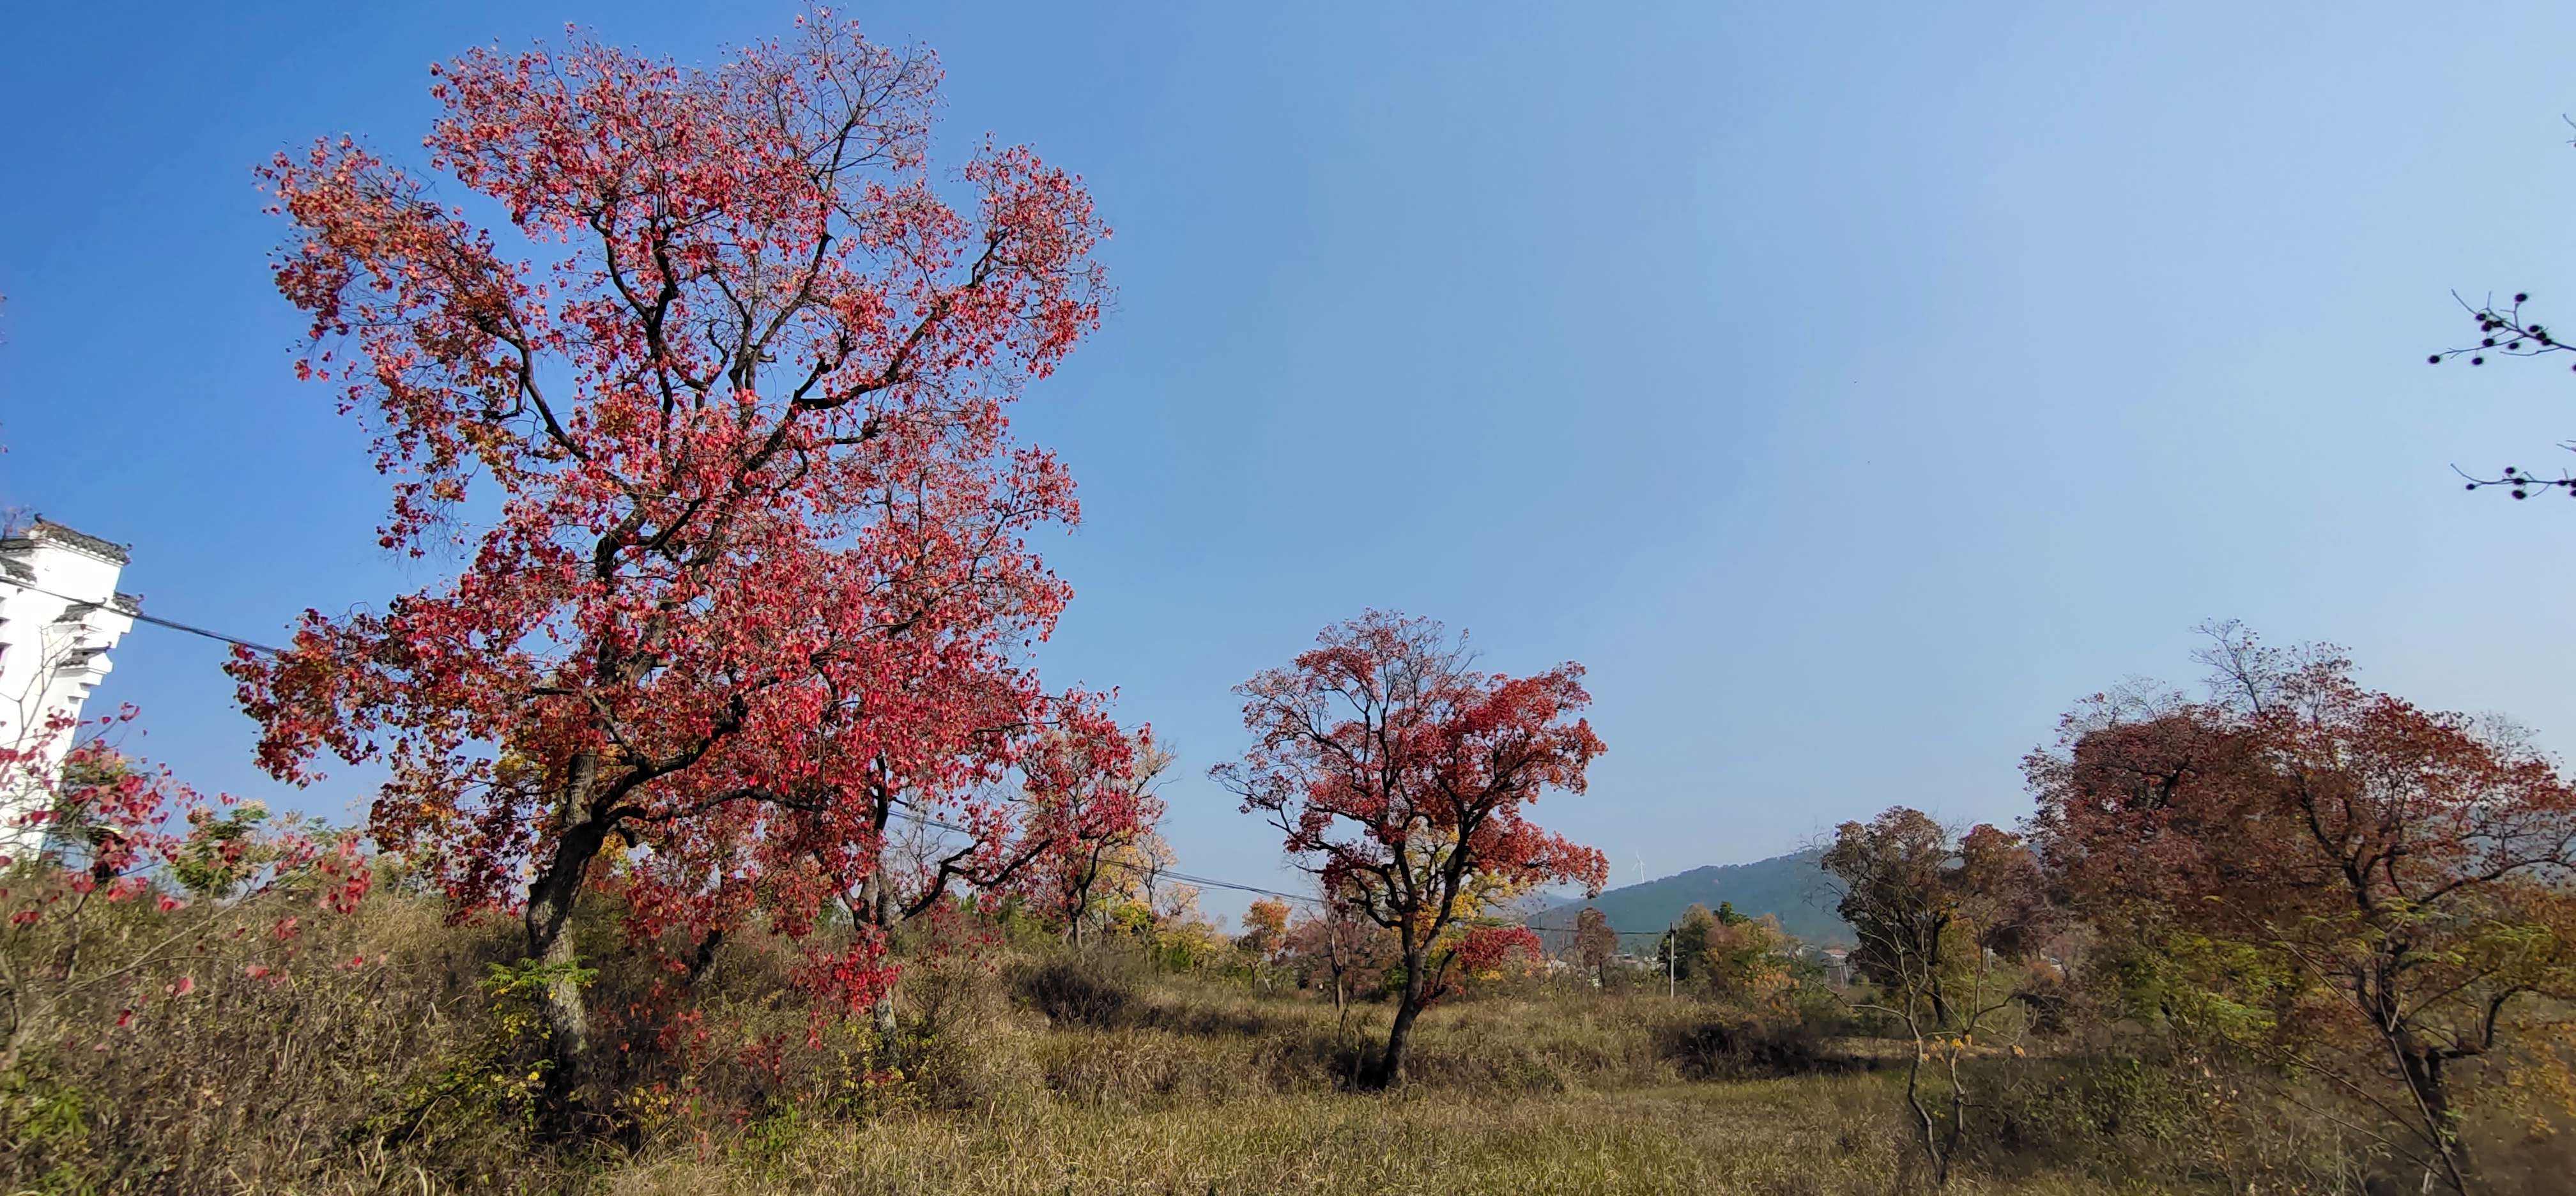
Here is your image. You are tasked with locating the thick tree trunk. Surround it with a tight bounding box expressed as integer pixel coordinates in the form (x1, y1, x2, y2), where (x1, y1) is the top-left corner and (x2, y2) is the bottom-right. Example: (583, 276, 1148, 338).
(1377, 948, 1429, 1088)
(523, 754, 611, 1133)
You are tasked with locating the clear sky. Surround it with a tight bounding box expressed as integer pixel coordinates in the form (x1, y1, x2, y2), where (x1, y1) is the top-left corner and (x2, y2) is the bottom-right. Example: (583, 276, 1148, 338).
(6, 2, 2576, 925)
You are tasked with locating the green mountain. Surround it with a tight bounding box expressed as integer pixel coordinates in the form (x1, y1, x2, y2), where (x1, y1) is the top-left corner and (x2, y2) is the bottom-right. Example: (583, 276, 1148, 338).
(1529, 849, 1851, 949)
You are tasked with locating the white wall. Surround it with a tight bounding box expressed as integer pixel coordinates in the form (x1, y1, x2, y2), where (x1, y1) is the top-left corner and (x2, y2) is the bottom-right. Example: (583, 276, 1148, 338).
(0, 519, 135, 847)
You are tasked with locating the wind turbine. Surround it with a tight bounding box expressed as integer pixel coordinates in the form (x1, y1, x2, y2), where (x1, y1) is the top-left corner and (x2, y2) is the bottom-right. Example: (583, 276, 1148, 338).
(1632, 851, 1647, 887)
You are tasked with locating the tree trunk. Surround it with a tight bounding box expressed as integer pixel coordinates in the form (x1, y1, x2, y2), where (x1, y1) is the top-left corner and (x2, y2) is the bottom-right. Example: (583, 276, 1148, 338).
(0, 1008, 31, 1078)
(1903, 1043, 1949, 1186)
(861, 869, 903, 1041)
(685, 928, 724, 986)
(522, 759, 612, 1133)
(2398, 1046, 2471, 1192)
(1377, 947, 1428, 1088)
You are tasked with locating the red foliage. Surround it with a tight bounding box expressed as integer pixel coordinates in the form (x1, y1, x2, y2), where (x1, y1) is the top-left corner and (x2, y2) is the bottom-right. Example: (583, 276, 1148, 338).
(225, 12, 1111, 1056)
(2029, 634, 2576, 946)
(1009, 719, 1163, 935)
(1450, 924, 1542, 981)
(4, 710, 369, 918)
(2027, 626, 2576, 1187)
(1, 710, 370, 1064)
(1214, 610, 1606, 1082)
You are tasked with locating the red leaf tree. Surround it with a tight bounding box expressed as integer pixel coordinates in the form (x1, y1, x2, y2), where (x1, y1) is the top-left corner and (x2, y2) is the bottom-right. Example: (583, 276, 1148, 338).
(1008, 721, 1169, 948)
(1282, 893, 1389, 1026)
(227, 13, 1108, 1109)
(2027, 624, 2576, 1191)
(1213, 610, 1607, 1085)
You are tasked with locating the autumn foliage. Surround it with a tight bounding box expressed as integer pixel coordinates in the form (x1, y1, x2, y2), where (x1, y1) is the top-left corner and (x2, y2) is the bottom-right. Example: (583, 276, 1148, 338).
(1215, 610, 1607, 1084)
(1821, 809, 2050, 1185)
(2, 709, 370, 1073)
(1011, 724, 1170, 947)
(28, 8, 2576, 1192)
(2025, 625, 2576, 1190)
(226, 12, 1114, 1112)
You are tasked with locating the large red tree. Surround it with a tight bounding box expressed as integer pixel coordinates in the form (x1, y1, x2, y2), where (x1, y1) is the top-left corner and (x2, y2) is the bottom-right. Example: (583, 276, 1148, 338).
(1213, 610, 1607, 1085)
(2028, 626, 2576, 1191)
(229, 14, 1107, 1110)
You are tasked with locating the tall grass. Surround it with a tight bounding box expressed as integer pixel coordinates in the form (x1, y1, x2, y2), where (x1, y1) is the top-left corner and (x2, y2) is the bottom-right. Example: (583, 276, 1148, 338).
(3, 884, 2550, 1193)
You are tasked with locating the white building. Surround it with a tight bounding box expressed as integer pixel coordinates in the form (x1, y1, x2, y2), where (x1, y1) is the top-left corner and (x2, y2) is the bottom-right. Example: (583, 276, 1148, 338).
(0, 518, 138, 844)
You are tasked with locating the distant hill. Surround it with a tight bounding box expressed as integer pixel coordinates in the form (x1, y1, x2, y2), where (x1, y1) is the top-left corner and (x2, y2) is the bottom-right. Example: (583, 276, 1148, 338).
(1528, 849, 1851, 949)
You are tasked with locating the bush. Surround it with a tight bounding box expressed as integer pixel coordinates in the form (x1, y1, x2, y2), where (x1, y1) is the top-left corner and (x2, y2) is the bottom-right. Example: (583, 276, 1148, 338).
(1657, 1013, 1841, 1081)
(0, 889, 521, 1194)
(1974, 1050, 2368, 1192)
(1010, 951, 1144, 1029)
(886, 951, 1041, 1115)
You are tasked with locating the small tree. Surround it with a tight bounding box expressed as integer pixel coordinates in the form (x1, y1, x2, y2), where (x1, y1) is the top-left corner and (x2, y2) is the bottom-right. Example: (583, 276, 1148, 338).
(1285, 895, 1386, 1026)
(1214, 610, 1607, 1085)
(1821, 808, 2046, 1186)
(1015, 724, 1171, 949)
(1660, 903, 1719, 987)
(1236, 896, 1291, 969)
(1573, 906, 1618, 987)
(1701, 911, 1795, 1009)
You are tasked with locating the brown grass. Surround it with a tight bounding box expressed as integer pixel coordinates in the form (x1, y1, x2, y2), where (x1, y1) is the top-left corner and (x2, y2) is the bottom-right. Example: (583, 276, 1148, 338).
(606, 1080, 2177, 1196)
(0, 886, 2528, 1194)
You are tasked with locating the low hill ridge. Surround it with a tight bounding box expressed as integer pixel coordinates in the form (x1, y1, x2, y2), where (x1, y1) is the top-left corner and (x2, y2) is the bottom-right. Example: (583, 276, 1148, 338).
(1529, 848, 1852, 947)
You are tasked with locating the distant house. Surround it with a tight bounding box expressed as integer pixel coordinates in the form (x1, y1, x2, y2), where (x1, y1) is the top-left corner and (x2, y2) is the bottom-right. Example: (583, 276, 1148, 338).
(0, 519, 139, 845)
(1795, 943, 1853, 987)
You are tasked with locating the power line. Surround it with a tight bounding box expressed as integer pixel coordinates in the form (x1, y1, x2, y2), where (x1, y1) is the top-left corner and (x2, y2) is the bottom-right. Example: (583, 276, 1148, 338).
(887, 797, 1322, 907)
(887, 797, 1685, 939)
(0, 579, 1717, 944)
(0, 576, 286, 656)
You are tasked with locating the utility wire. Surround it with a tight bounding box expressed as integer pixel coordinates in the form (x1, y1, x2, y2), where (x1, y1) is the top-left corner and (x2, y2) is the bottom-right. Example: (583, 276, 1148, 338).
(0, 579, 1727, 944)
(887, 797, 1324, 907)
(0, 576, 286, 656)
(887, 797, 1691, 940)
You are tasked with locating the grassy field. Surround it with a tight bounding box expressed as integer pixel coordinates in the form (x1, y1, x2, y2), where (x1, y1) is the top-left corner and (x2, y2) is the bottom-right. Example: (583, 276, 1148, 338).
(601, 1078, 2182, 1196)
(0, 898, 2508, 1194)
(560, 963, 2273, 1196)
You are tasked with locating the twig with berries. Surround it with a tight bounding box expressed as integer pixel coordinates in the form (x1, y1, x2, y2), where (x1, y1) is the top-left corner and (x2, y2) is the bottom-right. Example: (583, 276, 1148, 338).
(2430, 291, 2576, 499)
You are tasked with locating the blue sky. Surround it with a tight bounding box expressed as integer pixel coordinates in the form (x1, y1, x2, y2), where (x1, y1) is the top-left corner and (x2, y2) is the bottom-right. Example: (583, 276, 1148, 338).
(6, 2, 2576, 924)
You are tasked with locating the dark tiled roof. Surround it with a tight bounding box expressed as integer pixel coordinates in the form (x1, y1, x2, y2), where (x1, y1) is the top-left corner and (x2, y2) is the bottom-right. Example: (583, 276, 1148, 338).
(1, 556, 31, 584)
(27, 518, 132, 565)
